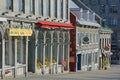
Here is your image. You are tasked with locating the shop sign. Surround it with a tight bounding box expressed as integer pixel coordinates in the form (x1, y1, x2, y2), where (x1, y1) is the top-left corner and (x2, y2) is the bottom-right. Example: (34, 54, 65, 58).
(9, 28, 32, 36)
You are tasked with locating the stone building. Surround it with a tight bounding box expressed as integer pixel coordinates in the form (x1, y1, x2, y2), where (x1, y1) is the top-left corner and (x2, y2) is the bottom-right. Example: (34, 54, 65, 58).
(99, 20, 113, 69)
(70, 0, 100, 71)
(0, 0, 73, 78)
(80, 0, 119, 53)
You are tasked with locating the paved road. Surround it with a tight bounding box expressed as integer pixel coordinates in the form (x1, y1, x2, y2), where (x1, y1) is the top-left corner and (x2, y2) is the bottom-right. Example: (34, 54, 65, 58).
(4, 65, 120, 80)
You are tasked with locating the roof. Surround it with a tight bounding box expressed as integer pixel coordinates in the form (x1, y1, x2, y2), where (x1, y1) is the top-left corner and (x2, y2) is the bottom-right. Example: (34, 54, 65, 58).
(77, 19, 101, 27)
(100, 25, 113, 33)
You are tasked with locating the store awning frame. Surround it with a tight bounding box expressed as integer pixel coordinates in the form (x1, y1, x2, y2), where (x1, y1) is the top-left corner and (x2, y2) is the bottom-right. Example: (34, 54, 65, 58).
(36, 21, 74, 29)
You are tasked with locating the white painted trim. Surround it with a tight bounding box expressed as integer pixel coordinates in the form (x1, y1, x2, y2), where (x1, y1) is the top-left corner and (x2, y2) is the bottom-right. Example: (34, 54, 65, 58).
(0, 17, 7, 21)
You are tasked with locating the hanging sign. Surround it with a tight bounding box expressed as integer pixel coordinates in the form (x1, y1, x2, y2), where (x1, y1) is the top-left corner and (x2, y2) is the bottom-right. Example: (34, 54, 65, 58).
(9, 28, 32, 36)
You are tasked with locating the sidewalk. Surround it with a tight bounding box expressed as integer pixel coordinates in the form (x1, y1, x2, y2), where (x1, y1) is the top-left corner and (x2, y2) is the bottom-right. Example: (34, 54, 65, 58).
(4, 65, 120, 80)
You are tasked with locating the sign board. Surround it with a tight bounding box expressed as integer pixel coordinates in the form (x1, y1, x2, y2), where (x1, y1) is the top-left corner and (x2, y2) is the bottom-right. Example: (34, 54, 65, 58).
(9, 28, 32, 36)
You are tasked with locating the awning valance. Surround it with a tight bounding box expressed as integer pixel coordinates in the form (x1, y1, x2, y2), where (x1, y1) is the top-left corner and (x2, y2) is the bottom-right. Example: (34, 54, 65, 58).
(36, 21, 74, 29)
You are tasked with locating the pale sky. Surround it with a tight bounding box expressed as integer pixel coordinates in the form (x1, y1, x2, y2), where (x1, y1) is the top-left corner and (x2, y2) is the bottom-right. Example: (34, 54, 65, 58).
(70, 0, 79, 8)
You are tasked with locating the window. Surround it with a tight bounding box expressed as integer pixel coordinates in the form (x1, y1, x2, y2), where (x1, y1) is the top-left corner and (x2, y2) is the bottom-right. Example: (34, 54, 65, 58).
(90, 33, 92, 43)
(38, 0, 43, 15)
(77, 33, 81, 46)
(91, 0, 97, 5)
(53, 0, 57, 18)
(96, 33, 99, 43)
(109, 5, 118, 13)
(17, 37, 26, 64)
(66, 0, 68, 20)
(18, 0, 24, 12)
(94, 53, 98, 63)
(60, 0, 63, 19)
(6, 0, 13, 10)
(81, 32, 85, 44)
(88, 54, 92, 65)
(108, 18, 117, 26)
(46, 0, 50, 17)
(29, 0, 34, 14)
(99, 5, 106, 14)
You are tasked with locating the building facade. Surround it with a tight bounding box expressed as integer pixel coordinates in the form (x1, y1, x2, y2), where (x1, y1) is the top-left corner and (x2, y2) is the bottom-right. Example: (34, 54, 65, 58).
(80, 0, 119, 53)
(0, 0, 72, 78)
(99, 22, 113, 69)
(70, 1, 101, 71)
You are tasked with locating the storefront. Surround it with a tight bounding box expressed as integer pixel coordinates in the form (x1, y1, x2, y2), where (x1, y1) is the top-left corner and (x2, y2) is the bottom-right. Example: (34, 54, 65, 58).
(28, 21, 73, 74)
(0, 19, 33, 78)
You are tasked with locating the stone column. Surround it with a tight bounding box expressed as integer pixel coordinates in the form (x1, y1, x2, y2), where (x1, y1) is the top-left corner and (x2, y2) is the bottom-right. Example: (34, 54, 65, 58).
(2, 37, 5, 79)
(62, 32, 65, 72)
(43, 31, 46, 74)
(50, 31, 54, 74)
(14, 38, 17, 78)
(67, 31, 70, 71)
(56, 31, 60, 73)
(25, 37, 28, 77)
(34, 31, 38, 73)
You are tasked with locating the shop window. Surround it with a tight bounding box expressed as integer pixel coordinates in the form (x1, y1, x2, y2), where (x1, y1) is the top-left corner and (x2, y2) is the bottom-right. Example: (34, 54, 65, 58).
(45, 32, 51, 67)
(6, 0, 13, 11)
(85, 54, 87, 65)
(0, 33, 2, 68)
(5, 30, 14, 66)
(18, 0, 24, 12)
(59, 32, 63, 64)
(38, 0, 43, 16)
(64, 32, 69, 70)
(53, 32, 58, 64)
(88, 53, 92, 65)
(109, 5, 118, 13)
(82, 54, 85, 66)
(37, 31, 44, 69)
(94, 53, 98, 63)
(17, 37, 26, 64)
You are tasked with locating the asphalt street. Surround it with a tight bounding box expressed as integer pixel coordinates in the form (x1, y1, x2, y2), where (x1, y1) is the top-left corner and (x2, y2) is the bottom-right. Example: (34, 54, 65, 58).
(4, 65, 120, 80)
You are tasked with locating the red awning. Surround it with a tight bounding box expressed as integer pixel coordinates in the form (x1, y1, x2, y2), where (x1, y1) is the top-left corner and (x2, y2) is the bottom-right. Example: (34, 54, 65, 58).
(36, 21, 74, 29)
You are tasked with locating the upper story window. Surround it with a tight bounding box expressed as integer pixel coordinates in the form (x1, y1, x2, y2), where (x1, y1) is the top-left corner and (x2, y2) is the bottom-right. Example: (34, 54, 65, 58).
(96, 33, 99, 43)
(38, 0, 43, 16)
(109, 5, 118, 13)
(90, 33, 92, 43)
(66, 0, 68, 20)
(77, 32, 81, 46)
(46, 0, 50, 17)
(99, 5, 106, 14)
(29, 0, 34, 14)
(53, 0, 57, 18)
(6, 0, 13, 10)
(108, 18, 117, 26)
(18, 0, 24, 12)
(60, 0, 63, 19)
(90, 0, 97, 5)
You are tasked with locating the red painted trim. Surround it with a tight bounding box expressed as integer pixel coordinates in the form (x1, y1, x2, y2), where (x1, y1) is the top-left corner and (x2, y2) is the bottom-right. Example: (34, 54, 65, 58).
(36, 21, 74, 29)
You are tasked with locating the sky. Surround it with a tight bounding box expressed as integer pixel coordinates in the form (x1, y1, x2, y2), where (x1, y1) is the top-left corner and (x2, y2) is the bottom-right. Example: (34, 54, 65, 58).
(70, 0, 79, 8)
